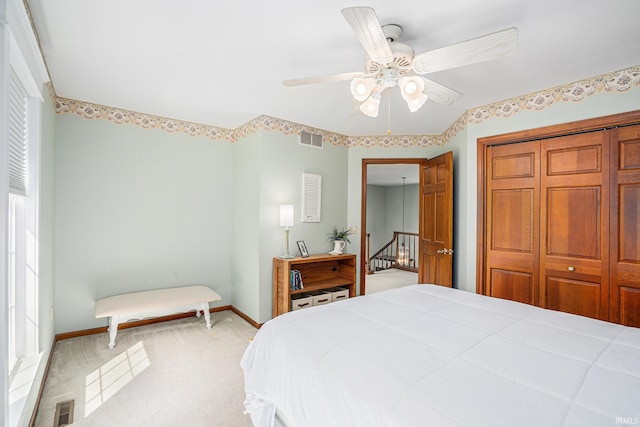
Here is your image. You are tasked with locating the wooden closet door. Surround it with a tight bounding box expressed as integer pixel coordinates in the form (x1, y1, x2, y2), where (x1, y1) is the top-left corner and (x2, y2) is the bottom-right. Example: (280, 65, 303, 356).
(610, 124, 640, 327)
(485, 141, 540, 305)
(540, 132, 610, 321)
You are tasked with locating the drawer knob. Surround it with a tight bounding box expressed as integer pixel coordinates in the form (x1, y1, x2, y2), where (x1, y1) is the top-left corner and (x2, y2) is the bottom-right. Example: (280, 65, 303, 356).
(568, 266, 575, 272)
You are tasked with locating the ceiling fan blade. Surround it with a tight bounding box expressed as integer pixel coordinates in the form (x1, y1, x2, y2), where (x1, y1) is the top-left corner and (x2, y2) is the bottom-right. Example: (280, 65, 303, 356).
(283, 71, 365, 87)
(421, 78, 462, 105)
(341, 7, 393, 64)
(413, 27, 518, 75)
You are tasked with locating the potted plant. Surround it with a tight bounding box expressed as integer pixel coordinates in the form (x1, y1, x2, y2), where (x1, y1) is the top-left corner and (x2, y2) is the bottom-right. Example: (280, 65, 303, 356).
(326, 226, 353, 254)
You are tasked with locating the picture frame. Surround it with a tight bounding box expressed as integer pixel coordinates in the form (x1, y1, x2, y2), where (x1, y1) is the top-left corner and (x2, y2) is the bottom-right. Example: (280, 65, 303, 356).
(297, 240, 310, 258)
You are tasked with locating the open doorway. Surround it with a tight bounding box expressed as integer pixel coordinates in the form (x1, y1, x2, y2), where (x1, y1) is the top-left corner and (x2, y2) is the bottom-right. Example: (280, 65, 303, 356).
(360, 159, 424, 295)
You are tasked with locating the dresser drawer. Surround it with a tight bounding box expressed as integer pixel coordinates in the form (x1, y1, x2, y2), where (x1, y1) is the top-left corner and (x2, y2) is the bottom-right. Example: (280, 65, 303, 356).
(291, 294, 313, 311)
(330, 287, 349, 302)
(312, 292, 332, 306)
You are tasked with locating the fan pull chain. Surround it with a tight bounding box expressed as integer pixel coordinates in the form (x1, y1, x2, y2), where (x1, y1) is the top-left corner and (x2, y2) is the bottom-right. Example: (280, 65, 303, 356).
(387, 89, 392, 135)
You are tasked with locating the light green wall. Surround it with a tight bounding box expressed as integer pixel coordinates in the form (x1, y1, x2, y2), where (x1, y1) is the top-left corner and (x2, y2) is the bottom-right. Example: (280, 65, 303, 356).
(366, 183, 419, 255)
(51, 84, 640, 332)
(365, 185, 386, 252)
(53, 114, 350, 329)
(256, 130, 349, 323)
(348, 86, 640, 294)
(230, 128, 351, 323)
(54, 115, 234, 333)
(384, 183, 419, 236)
(231, 132, 261, 322)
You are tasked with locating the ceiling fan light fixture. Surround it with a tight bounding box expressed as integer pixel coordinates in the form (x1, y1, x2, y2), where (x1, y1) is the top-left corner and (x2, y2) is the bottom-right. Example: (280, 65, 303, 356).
(350, 77, 375, 102)
(399, 76, 427, 112)
(407, 92, 428, 112)
(284, 7, 519, 121)
(359, 92, 381, 117)
(399, 76, 424, 99)
(404, 81, 418, 95)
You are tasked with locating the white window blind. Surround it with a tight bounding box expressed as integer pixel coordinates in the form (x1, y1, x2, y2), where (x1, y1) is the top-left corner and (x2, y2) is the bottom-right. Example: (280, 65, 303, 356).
(8, 68, 28, 196)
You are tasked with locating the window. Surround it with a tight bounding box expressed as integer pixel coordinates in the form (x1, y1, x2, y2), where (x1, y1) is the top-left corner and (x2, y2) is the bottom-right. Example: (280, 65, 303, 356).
(8, 68, 29, 197)
(7, 66, 36, 380)
(7, 195, 25, 374)
(4, 0, 49, 423)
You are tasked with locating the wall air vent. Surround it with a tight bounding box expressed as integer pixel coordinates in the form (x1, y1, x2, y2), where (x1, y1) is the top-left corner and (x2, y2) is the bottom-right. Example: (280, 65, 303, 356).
(302, 173, 321, 222)
(54, 400, 75, 427)
(299, 131, 323, 148)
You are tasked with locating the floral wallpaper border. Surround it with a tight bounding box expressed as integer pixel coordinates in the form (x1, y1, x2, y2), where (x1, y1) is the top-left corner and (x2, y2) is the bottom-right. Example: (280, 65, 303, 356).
(55, 65, 640, 148)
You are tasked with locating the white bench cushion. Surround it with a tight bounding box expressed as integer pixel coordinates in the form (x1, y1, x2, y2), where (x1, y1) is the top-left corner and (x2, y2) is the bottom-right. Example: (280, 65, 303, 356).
(95, 285, 221, 318)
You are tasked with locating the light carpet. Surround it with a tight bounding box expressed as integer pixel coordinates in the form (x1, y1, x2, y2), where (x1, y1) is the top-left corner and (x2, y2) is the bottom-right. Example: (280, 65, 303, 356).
(365, 268, 418, 294)
(35, 310, 257, 427)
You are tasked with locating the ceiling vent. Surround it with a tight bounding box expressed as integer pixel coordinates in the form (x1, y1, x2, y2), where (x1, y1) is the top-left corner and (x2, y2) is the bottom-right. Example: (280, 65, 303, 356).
(299, 131, 323, 149)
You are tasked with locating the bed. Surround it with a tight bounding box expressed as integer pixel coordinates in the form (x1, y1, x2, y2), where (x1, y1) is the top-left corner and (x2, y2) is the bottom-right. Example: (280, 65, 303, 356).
(241, 284, 640, 427)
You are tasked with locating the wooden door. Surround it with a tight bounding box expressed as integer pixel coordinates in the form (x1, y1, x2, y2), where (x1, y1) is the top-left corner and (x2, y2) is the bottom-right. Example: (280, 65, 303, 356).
(485, 141, 540, 305)
(610, 124, 640, 327)
(418, 152, 453, 286)
(540, 132, 610, 321)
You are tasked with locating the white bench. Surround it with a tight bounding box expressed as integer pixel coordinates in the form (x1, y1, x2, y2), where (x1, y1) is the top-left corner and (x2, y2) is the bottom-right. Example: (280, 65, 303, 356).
(95, 285, 222, 348)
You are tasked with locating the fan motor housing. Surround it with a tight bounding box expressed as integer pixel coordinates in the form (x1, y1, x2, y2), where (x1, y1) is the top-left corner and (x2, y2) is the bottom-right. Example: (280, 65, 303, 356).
(366, 41, 415, 75)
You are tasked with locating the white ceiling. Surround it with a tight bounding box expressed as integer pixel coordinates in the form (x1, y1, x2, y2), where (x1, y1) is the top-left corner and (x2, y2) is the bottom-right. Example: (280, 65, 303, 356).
(27, 0, 640, 137)
(367, 164, 419, 186)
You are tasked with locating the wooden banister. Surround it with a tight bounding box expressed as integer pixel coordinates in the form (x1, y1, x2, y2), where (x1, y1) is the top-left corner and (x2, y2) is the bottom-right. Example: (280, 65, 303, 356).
(369, 231, 419, 273)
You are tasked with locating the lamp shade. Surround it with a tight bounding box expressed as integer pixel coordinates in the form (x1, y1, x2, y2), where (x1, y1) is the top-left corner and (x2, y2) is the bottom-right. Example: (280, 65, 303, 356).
(279, 204, 294, 227)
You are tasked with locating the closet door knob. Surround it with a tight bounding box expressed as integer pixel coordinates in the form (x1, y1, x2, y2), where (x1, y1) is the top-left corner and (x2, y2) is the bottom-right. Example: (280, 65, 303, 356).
(568, 266, 575, 271)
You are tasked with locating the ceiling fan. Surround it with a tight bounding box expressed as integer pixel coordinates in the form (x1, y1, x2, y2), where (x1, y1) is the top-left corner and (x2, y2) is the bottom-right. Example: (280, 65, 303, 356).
(283, 7, 518, 118)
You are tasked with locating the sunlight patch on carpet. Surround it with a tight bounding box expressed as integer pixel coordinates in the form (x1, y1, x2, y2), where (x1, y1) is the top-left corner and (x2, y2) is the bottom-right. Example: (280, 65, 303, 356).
(85, 341, 150, 416)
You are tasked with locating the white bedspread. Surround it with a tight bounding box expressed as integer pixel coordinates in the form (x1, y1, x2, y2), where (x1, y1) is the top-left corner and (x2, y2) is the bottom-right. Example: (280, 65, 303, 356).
(241, 284, 640, 427)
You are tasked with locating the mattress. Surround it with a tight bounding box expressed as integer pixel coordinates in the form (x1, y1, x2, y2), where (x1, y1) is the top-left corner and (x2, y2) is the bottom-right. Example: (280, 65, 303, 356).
(241, 284, 640, 427)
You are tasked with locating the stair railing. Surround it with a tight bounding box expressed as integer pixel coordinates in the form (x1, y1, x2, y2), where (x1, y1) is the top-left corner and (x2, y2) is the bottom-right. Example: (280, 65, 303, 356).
(369, 231, 419, 273)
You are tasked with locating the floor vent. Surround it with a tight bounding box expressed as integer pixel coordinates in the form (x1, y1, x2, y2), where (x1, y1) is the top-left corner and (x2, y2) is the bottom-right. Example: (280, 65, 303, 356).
(299, 130, 323, 148)
(53, 400, 74, 427)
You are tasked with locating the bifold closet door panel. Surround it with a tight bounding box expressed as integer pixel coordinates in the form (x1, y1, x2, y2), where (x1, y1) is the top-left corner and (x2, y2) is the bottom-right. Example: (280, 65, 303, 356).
(610, 124, 640, 327)
(540, 132, 610, 321)
(485, 141, 540, 305)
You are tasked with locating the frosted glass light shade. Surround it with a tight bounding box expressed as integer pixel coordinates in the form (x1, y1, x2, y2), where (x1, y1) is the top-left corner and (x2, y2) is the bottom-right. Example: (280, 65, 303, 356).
(359, 93, 381, 117)
(403, 80, 418, 95)
(350, 77, 375, 102)
(399, 76, 428, 112)
(399, 76, 424, 99)
(407, 92, 428, 112)
(280, 205, 294, 227)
